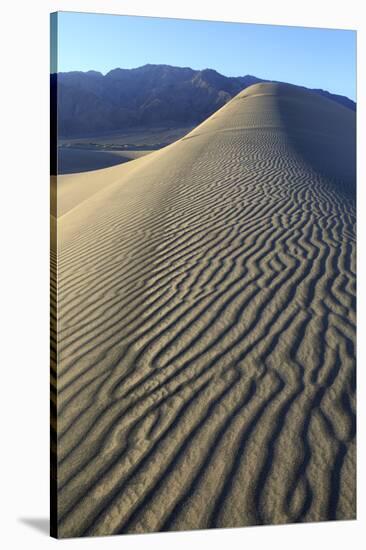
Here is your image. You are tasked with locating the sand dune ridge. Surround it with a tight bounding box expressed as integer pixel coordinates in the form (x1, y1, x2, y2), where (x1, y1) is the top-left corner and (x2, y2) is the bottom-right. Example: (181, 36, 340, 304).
(51, 82, 356, 537)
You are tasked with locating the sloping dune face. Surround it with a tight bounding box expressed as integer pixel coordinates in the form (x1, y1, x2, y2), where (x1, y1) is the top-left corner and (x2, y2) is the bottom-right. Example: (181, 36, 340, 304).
(53, 82, 356, 537)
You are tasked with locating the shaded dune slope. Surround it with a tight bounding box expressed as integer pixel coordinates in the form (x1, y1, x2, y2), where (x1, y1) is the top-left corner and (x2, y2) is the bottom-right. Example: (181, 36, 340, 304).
(53, 82, 356, 537)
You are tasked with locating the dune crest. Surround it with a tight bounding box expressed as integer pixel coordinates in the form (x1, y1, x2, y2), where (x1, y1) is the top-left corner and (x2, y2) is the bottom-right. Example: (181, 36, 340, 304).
(52, 83, 356, 537)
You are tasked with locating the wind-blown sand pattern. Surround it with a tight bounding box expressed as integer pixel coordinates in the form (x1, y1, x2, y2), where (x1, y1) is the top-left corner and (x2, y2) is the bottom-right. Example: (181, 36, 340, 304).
(51, 83, 356, 538)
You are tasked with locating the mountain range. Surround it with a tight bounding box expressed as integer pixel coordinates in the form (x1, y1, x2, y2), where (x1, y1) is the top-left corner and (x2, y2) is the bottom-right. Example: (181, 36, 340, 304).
(52, 64, 356, 138)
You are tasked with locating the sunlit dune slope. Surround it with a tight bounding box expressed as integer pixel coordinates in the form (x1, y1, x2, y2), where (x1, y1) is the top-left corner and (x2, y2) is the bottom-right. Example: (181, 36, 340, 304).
(52, 82, 356, 538)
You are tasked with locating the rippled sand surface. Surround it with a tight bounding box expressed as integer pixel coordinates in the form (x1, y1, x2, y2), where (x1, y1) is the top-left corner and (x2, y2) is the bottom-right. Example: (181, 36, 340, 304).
(51, 83, 356, 538)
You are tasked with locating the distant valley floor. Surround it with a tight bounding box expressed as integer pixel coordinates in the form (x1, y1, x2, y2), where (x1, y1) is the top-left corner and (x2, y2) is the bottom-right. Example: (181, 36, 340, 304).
(55, 125, 195, 174)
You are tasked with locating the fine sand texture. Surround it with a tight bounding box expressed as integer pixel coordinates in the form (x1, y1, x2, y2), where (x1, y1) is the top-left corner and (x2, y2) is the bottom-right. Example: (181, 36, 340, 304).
(51, 82, 356, 538)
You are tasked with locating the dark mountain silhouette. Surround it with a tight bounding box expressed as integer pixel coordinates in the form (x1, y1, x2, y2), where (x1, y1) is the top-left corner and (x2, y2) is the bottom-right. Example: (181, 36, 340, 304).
(52, 64, 356, 138)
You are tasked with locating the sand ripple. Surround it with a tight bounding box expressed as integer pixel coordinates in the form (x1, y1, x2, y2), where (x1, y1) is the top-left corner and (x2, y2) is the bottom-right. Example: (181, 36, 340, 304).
(51, 83, 356, 538)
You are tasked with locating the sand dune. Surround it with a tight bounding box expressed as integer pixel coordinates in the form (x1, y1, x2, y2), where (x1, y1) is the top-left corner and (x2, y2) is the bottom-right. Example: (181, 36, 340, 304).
(51, 82, 356, 538)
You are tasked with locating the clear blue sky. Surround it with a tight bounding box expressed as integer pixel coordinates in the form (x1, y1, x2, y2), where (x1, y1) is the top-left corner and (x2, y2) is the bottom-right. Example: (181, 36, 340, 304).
(54, 11, 356, 100)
